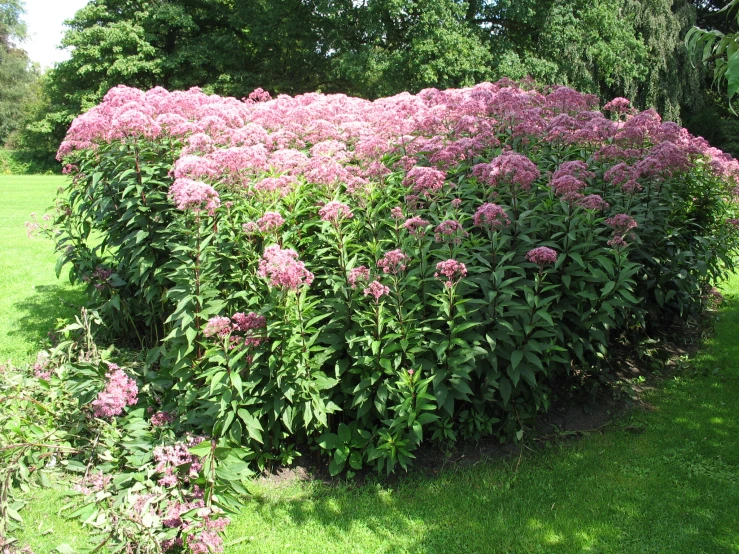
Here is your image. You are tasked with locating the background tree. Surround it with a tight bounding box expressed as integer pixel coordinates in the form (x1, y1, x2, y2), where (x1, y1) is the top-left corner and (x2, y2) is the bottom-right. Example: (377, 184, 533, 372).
(0, 0, 38, 146)
(16, 0, 720, 163)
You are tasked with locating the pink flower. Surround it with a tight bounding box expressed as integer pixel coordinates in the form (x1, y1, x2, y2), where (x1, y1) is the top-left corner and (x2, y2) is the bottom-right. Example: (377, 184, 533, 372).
(605, 214, 638, 235)
(473, 203, 510, 229)
(348, 266, 370, 289)
(231, 312, 267, 347)
(364, 280, 390, 301)
(168, 178, 221, 215)
(204, 316, 232, 338)
(319, 201, 354, 223)
(578, 194, 610, 211)
(472, 151, 540, 190)
(603, 97, 632, 114)
(377, 249, 409, 274)
(434, 220, 468, 244)
(258, 244, 314, 291)
(434, 259, 467, 288)
(403, 166, 447, 196)
(391, 206, 404, 220)
(402, 216, 430, 236)
(91, 365, 138, 418)
(526, 247, 558, 267)
(151, 411, 175, 427)
(257, 211, 285, 232)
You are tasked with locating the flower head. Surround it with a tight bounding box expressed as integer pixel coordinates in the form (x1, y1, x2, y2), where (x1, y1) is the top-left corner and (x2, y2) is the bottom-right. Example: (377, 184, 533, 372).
(256, 211, 285, 233)
(377, 249, 409, 274)
(402, 216, 430, 236)
(473, 203, 510, 229)
(91, 365, 138, 418)
(364, 280, 390, 301)
(434, 259, 467, 288)
(348, 266, 370, 289)
(526, 246, 558, 268)
(434, 220, 468, 244)
(257, 244, 314, 291)
(319, 201, 353, 224)
(168, 179, 221, 215)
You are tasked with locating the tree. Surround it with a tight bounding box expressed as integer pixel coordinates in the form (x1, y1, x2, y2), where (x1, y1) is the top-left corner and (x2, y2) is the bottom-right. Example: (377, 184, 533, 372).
(19, 0, 706, 162)
(0, 0, 38, 145)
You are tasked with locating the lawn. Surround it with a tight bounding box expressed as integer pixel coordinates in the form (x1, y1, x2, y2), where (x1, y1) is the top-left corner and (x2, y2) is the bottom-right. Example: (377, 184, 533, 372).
(5, 176, 739, 553)
(0, 175, 86, 366)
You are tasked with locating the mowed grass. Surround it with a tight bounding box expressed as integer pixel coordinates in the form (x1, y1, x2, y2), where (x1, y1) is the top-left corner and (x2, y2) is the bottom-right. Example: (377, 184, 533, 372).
(5, 176, 739, 553)
(0, 175, 85, 365)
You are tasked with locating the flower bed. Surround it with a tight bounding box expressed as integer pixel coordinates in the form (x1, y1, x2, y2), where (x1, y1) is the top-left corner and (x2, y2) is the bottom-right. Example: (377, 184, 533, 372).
(54, 81, 739, 475)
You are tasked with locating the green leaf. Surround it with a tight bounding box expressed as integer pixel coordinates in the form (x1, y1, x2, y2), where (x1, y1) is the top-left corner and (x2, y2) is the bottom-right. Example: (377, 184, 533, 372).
(510, 350, 523, 370)
(338, 423, 351, 443)
(317, 432, 340, 450)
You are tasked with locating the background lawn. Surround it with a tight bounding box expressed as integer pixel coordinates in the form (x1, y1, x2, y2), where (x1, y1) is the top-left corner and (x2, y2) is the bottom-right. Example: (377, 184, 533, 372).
(4, 176, 739, 553)
(0, 175, 85, 366)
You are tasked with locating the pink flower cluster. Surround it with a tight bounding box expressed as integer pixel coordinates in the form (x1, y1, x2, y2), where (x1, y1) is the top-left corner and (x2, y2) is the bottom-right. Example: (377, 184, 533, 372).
(377, 249, 409, 274)
(348, 265, 370, 289)
(153, 436, 206, 487)
(473, 151, 540, 190)
(605, 214, 638, 248)
(258, 244, 314, 290)
(151, 411, 175, 427)
(473, 203, 510, 229)
(204, 312, 267, 347)
(256, 211, 285, 232)
(403, 166, 447, 196)
(402, 216, 430, 236)
(91, 363, 138, 418)
(168, 178, 221, 215)
(434, 259, 467, 288)
(526, 246, 559, 268)
(434, 220, 468, 244)
(319, 200, 354, 223)
(364, 280, 390, 301)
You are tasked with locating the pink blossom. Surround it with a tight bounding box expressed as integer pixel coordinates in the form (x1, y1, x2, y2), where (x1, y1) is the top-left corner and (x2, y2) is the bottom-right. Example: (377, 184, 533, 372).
(403, 166, 447, 196)
(434, 220, 468, 244)
(434, 259, 467, 288)
(578, 194, 610, 211)
(473, 203, 510, 229)
(258, 244, 314, 291)
(91, 365, 138, 418)
(472, 151, 540, 190)
(391, 206, 404, 220)
(550, 174, 587, 196)
(168, 179, 221, 215)
(603, 97, 632, 114)
(319, 201, 354, 223)
(151, 411, 175, 427)
(257, 211, 285, 232)
(377, 249, 409, 274)
(402, 216, 430, 236)
(231, 312, 267, 347)
(204, 316, 232, 338)
(605, 214, 638, 235)
(348, 266, 370, 289)
(526, 247, 558, 267)
(363, 280, 390, 301)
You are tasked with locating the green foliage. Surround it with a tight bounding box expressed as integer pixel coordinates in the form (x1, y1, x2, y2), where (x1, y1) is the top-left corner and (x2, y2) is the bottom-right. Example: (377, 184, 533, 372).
(48, 83, 739, 479)
(17, 0, 707, 162)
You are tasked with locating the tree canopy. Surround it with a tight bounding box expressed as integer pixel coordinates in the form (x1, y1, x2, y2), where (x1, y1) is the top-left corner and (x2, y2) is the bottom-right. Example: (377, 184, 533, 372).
(18, 0, 709, 162)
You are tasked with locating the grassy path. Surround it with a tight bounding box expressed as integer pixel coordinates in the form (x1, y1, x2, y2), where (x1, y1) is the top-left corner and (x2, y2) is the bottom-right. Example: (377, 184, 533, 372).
(5, 176, 739, 553)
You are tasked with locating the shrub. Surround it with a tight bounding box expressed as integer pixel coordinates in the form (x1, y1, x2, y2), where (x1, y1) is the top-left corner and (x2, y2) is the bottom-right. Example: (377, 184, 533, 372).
(51, 82, 739, 474)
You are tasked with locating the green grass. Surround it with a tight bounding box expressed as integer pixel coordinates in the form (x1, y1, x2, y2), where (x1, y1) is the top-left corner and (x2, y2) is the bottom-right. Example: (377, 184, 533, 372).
(5, 176, 739, 553)
(0, 175, 85, 365)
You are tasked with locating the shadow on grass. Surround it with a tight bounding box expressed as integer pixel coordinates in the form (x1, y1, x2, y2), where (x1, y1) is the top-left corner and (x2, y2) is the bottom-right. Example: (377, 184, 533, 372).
(9, 284, 88, 350)
(231, 291, 739, 554)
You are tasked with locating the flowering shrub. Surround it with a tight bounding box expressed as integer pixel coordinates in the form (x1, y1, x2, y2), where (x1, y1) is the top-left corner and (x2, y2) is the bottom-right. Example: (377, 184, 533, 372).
(51, 81, 739, 476)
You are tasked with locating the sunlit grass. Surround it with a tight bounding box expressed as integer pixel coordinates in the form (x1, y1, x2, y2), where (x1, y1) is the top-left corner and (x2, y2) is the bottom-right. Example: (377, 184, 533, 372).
(4, 176, 739, 553)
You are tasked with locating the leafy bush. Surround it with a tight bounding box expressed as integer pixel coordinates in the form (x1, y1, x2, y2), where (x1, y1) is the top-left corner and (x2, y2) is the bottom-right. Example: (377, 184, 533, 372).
(51, 81, 739, 475)
(0, 311, 243, 553)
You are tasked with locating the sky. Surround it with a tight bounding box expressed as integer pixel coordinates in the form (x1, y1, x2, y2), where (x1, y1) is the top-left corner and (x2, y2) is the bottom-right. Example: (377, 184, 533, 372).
(22, 0, 90, 69)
